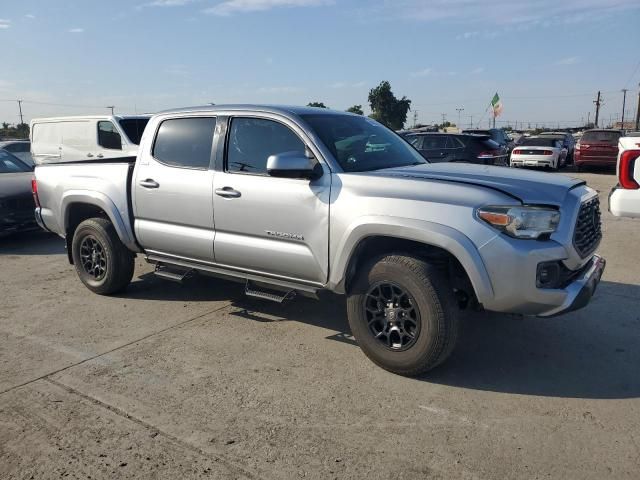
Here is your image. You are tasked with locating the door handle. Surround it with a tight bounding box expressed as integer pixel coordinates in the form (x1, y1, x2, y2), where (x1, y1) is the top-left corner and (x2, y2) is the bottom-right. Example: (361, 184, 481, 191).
(215, 187, 241, 198)
(139, 179, 160, 189)
(86, 153, 94, 158)
(97, 153, 104, 158)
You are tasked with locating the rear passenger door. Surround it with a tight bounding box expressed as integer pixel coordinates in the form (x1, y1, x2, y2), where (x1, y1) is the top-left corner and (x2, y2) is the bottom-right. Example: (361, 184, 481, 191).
(133, 116, 217, 262)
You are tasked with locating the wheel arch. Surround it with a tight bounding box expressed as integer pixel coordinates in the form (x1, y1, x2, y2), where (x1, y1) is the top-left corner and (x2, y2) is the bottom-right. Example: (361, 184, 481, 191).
(329, 218, 494, 306)
(62, 191, 138, 263)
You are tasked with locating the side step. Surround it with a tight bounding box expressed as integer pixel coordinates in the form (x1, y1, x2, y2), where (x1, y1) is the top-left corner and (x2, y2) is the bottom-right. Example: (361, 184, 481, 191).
(245, 280, 296, 303)
(154, 263, 193, 283)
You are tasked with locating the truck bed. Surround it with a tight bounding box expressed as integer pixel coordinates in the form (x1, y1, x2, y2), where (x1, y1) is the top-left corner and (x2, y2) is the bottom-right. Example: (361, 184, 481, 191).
(35, 158, 138, 250)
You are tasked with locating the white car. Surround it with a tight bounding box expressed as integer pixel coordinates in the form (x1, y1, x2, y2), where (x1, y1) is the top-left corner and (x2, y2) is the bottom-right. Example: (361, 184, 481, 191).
(30, 114, 151, 165)
(609, 136, 640, 218)
(510, 136, 567, 170)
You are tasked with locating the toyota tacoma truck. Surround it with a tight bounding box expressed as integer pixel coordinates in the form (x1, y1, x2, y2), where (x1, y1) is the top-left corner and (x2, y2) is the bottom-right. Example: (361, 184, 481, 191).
(32, 105, 606, 376)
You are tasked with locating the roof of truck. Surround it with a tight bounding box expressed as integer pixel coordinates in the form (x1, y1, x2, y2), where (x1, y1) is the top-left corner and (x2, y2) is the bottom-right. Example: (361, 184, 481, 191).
(30, 114, 152, 123)
(158, 104, 355, 117)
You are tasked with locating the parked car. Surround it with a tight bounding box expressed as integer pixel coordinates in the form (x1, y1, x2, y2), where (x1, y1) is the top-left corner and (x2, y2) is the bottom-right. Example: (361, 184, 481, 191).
(574, 129, 622, 170)
(0, 139, 33, 166)
(0, 150, 38, 237)
(462, 128, 515, 154)
(33, 105, 605, 376)
(510, 137, 568, 169)
(406, 132, 508, 165)
(609, 135, 640, 218)
(30, 114, 151, 165)
(539, 132, 576, 164)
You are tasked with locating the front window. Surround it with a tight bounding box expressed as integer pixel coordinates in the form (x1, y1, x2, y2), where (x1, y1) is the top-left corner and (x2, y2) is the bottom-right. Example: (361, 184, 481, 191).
(301, 114, 426, 172)
(97, 121, 122, 150)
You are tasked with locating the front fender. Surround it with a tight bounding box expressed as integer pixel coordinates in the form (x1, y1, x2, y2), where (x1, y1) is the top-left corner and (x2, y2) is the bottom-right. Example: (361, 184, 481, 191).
(328, 216, 494, 304)
(61, 190, 139, 252)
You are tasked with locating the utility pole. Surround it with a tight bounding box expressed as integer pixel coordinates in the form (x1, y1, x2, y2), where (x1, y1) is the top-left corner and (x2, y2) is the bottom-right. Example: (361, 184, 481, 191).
(587, 111, 590, 127)
(413, 110, 418, 128)
(106, 105, 115, 115)
(621, 89, 628, 130)
(17, 100, 24, 125)
(635, 83, 640, 130)
(593, 91, 602, 128)
(456, 108, 464, 130)
(469, 115, 473, 128)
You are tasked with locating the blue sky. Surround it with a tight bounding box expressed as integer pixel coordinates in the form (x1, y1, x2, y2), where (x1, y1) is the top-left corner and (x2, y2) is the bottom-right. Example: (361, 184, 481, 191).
(1, 0, 639, 128)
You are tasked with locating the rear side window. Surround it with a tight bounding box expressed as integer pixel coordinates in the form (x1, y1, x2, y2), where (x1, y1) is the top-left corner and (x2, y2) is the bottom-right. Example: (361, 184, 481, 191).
(421, 135, 448, 149)
(581, 131, 621, 145)
(98, 121, 122, 150)
(153, 117, 216, 169)
(447, 137, 465, 148)
(227, 117, 304, 174)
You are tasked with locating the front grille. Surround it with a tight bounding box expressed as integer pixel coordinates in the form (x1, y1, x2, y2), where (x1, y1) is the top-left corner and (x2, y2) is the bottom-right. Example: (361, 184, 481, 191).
(573, 197, 602, 258)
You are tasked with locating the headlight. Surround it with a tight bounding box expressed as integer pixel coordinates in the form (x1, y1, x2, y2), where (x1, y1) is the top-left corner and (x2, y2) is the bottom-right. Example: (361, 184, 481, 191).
(477, 205, 560, 239)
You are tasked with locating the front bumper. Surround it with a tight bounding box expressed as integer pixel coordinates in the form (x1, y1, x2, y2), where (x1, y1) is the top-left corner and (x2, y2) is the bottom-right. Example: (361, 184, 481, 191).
(536, 254, 605, 317)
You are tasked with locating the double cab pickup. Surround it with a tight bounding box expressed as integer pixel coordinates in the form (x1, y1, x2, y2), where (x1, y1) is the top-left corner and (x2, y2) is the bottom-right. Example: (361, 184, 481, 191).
(33, 105, 605, 376)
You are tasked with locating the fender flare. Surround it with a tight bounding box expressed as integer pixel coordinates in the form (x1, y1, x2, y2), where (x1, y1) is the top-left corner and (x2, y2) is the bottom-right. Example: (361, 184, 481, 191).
(329, 216, 494, 304)
(61, 190, 139, 252)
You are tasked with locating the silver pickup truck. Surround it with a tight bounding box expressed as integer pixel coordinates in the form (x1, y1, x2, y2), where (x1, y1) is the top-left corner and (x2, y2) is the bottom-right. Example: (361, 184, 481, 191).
(33, 105, 605, 376)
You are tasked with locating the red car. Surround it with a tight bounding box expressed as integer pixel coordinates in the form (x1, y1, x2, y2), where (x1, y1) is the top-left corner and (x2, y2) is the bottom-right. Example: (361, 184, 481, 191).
(575, 129, 622, 170)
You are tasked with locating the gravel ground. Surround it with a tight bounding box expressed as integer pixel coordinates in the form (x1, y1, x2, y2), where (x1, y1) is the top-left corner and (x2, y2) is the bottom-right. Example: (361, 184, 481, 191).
(1, 168, 639, 479)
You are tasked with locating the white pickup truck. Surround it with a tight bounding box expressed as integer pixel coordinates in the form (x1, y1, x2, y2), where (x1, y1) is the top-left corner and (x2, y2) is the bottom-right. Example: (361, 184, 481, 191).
(609, 135, 640, 218)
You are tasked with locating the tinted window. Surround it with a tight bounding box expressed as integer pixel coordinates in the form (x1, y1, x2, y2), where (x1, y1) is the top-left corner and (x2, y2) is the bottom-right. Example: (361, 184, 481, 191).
(421, 135, 448, 149)
(0, 151, 30, 173)
(97, 121, 122, 150)
(153, 117, 216, 169)
(447, 136, 465, 148)
(406, 135, 422, 148)
(227, 117, 304, 174)
(119, 118, 149, 145)
(4, 142, 30, 153)
(581, 131, 621, 145)
(302, 114, 426, 172)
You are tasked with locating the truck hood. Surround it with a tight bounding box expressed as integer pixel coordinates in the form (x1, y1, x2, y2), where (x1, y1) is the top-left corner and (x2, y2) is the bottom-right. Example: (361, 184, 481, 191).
(0, 172, 33, 200)
(369, 163, 585, 205)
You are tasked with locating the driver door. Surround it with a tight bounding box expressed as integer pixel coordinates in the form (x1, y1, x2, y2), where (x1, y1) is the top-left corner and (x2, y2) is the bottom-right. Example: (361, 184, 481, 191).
(212, 116, 330, 284)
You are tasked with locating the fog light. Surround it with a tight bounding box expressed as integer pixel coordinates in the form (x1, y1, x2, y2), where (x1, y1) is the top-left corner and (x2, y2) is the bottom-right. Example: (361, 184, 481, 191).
(536, 262, 561, 288)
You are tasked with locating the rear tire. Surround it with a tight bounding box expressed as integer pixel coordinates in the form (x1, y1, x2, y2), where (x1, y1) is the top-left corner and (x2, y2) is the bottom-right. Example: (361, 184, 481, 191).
(346, 254, 459, 376)
(71, 217, 134, 295)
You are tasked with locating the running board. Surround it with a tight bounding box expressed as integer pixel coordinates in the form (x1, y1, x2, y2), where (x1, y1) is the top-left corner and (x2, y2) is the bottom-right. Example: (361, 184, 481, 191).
(245, 280, 296, 303)
(154, 264, 193, 283)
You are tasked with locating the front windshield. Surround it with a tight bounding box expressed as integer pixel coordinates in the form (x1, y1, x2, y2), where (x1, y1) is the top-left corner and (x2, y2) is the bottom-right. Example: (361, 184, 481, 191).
(301, 114, 427, 172)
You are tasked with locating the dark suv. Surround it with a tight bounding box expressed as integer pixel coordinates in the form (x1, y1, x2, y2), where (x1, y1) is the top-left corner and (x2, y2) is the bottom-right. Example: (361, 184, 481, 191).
(406, 132, 508, 165)
(462, 128, 515, 154)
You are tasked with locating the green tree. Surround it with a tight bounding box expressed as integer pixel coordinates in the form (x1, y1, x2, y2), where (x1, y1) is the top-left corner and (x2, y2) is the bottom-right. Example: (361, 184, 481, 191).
(307, 102, 327, 108)
(367, 81, 411, 130)
(346, 105, 363, 115)
(1, 122, 9, 130)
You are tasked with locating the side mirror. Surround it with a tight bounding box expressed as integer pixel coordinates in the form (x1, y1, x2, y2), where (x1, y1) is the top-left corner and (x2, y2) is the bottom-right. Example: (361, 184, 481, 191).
(266, 151, 320, 180)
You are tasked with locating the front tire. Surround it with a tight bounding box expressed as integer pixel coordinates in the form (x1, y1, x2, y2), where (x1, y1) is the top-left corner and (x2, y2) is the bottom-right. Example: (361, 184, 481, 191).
(346, 254, 459, 376)
(71, 217, 134, 295)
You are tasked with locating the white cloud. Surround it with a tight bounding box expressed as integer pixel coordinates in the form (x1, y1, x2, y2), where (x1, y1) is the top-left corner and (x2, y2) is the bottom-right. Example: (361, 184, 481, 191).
(68, 28, 84, 33)
(25, 14, 36, 19)
(555, 56, 580, 65)
(0, 19, 11, 29)
(471, 67, 484, 74)
(164, 64, 189, 75)
(204, 0, 333, 16)
(410, 68, 432, 78)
